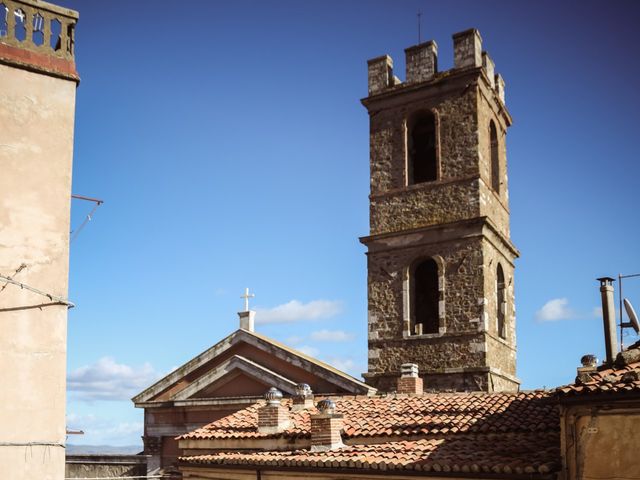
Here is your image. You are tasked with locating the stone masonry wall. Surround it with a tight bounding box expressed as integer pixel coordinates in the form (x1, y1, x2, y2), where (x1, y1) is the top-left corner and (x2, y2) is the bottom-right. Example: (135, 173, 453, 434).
(481, 235, 517, 384)
(367, 236, 488, 380)
(371, 178, 480, 235)
(477, 84, 511, 238)
(363, 38, 518, 392)
(369, 84, 481, 196)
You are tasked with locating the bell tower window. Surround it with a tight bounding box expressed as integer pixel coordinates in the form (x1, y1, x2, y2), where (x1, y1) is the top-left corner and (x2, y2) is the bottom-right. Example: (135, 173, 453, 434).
(408, 111, 437, 184)
(497, 264, 506, 338)
(411, 258, 440, 335)
(490, 120, 500, 193)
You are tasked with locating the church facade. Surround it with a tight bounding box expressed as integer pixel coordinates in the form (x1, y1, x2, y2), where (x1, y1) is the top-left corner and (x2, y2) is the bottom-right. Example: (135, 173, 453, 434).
(133, 312, 374, 472)
(360, 29, 519, 392)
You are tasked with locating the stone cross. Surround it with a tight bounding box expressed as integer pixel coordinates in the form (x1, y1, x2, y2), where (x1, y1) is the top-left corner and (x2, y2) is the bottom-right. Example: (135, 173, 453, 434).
(240, 287, 255, 312)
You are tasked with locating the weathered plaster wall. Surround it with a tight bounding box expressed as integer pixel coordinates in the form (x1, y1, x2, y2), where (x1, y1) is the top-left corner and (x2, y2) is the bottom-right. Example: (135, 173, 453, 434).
(0, 62, 76, 479)
(144, 405, 241, 470)
(561, 404, 640, 480)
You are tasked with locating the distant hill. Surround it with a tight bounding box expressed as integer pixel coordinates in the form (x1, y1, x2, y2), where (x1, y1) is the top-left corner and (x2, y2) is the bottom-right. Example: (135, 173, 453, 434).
(66, 444, 142, 455)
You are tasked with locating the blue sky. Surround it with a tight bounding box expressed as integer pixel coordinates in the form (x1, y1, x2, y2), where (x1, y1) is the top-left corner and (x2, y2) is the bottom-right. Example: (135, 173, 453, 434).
(61, 1, 640, 446)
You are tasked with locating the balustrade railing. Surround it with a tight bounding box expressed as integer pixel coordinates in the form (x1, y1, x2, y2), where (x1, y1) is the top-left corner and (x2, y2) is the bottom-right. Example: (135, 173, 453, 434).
(0, 0, 77, 61)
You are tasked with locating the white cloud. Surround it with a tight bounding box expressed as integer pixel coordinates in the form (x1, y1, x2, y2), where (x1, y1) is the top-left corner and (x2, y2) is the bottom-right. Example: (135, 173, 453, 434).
(310, 329, 355, 342)
(535, 298, 575, 321)
(66, 413, 143, 447)
(296, 345, 320, 357)
(536, 298, 605, 322)
(322, 356, 365, 378)
(285, 335, 304, 345)
(67, 357, 160, 402)
(255, 299, 343, 324)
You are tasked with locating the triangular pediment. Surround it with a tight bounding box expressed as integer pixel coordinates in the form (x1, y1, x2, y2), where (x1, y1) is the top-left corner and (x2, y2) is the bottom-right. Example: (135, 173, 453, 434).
(174, 355, 298, 400)
(132, 329, 374, 405)
(192, 371, 265, 398)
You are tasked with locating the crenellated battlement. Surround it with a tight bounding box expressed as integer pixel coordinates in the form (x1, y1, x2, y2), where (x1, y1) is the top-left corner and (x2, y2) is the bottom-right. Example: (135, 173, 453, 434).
(0, 0, 78, 79)
(367, 28, 505, 104)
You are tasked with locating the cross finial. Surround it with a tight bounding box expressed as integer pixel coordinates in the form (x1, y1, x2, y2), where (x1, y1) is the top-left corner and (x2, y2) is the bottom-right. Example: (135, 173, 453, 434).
(240, 287, 255, 311)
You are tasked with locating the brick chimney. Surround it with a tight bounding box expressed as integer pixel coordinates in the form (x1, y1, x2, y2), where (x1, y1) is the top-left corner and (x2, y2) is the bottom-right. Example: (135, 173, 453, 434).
(575, 354, 598, 384)
(397, 363, 423, 395)
(310, 399, 344, 451)
(257, 388, 290, 434)
(292, 383, 314, 411)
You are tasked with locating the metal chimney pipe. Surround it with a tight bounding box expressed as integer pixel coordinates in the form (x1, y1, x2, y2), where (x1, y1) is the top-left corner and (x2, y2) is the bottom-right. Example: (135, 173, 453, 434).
(597, 277, 618, 365)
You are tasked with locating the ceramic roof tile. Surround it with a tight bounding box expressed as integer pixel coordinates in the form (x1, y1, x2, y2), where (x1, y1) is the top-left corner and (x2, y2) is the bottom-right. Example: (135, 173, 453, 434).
(179, 391, 561, 475)
(557, 360, 640, 397)
(180, 434, 560, 475)
(179, 391, 558, 441)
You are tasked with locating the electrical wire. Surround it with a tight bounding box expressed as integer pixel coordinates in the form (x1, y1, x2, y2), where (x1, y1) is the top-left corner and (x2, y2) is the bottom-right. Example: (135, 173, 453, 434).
(0, 442, 64, 447)
(0, 274, 75, 308)
(70, 201, 101, 243)
(65, 476, 163, 480)
(70, 194, 103, 244)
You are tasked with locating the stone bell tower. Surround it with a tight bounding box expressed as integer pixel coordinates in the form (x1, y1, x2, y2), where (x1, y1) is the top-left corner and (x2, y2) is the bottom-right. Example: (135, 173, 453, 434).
(360, 29, 519, 392)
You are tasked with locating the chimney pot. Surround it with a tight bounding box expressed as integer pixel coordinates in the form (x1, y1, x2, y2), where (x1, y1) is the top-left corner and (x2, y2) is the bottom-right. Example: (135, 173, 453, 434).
(581, 354, 598, 368)
(258, 388, 290, 434)
(265, 387, 283, 405)
(397, 364, 423, 395)
(401, 363, 419, 377)
(292, 383, 314, 411)
(295, 383, 312, 396)
(576, 353, 598, 384)
(316, 398, 336, 415)
(310, 399, 344, 451)
(597, 277, 618, 365)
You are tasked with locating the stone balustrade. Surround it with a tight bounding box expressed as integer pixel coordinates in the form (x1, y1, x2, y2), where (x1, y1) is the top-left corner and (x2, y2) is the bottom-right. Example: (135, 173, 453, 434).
(1, 0, 77, 61)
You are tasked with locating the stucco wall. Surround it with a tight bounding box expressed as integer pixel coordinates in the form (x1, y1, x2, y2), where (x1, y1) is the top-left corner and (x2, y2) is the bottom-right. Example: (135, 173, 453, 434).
(562, 404, 640, 480)
(0, 61, 76, 480)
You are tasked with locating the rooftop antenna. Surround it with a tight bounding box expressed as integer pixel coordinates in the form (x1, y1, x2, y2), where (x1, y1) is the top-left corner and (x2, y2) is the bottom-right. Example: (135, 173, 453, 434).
(618, 272, 640, 349)
(623, 298, 640, 334)
(417, 10, 422, 44)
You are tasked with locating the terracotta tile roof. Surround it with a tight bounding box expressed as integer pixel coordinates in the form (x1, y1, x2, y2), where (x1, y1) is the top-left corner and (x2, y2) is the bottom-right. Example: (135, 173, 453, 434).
(180, 433, 560, 475)
(557, 360, 640, 397)
(179, 391, 558, 441)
